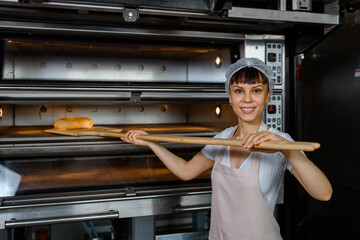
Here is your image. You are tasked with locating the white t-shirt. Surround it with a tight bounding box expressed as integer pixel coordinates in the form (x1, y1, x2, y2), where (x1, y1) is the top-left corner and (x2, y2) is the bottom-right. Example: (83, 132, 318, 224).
(202, 125, 298, 213)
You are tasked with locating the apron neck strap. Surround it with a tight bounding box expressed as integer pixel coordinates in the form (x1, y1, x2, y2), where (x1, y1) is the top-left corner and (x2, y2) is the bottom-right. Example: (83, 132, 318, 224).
(259, 121, 268, 132)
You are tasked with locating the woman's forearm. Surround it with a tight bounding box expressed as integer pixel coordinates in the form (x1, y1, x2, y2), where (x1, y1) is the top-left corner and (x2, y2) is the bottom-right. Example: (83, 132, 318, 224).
(121, 130, 213, 181)
(284, 150, 333, 201)
(147, 142, 194, 181)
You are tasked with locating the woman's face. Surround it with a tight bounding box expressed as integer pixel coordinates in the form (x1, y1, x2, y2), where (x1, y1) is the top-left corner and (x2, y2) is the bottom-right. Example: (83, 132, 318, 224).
(228, 81, 270, 124)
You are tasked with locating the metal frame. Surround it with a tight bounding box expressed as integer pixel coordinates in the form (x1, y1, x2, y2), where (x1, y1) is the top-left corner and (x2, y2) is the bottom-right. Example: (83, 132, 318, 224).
(0, 0, 340, 25)
(228, 6, 339, 25)
(0, 20, 246, 41)
(0, 85, 229, 104)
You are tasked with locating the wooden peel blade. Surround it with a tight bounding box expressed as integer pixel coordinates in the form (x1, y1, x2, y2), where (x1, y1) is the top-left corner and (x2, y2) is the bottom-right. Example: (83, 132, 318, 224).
(103, 133, 320, 152)
(45, 127, 320, 152)
(45, 127, 123, 136)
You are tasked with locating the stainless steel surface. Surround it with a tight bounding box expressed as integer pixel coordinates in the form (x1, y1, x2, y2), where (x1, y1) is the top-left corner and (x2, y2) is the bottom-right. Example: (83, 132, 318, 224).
(0, 20, 246, 41)
(0, 0, 210, 16)
(139, 92, 229, 103)
(0, 140, 132, 158)
(279, 0, 287, 11)
(0, 91, 226, 103)
(174, 205, 211, 213)
(0, 184, 212, 229)
(0, 0, 126, 13)
(0, 0, 340, 25)
(245, 35, 286, 41)
(4, 57, 188, 83)
(1, 185, 212, 206)
(11, 104, 187, 126)
(187, 48, 231, 83)
(292, 0, 312, 11)
(156, 231, 208, 240)
(242, 39, 266, 63)
(0, 85, 226, 92)
(0, 85, 229, 104)
(228, 6, 339, 24)
(1, 39, 233, 105)
(3, 40, 231, 83)
(0, 135, 213, 158)
(0, 105, 13, 127)
(5, 211, 119, 228)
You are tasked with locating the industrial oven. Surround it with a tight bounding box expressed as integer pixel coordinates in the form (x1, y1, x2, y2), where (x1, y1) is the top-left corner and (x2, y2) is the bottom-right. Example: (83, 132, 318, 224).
(0, 1, 342, 240)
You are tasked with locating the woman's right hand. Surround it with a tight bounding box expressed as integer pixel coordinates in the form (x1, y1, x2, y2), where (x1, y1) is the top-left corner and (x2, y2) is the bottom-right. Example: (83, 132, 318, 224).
(121, 130, 153, 146)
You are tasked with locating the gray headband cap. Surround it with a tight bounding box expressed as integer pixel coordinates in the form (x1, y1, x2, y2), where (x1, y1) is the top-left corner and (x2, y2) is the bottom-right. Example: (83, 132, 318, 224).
(225, 57, 275, 93)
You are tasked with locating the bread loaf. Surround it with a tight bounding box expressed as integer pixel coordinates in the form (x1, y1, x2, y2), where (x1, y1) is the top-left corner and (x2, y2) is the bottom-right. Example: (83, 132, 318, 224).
(54, 117, 94, 130)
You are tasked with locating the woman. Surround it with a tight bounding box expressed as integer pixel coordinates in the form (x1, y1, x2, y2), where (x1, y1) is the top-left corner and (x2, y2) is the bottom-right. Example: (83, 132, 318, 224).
(121, 58, 332, 240)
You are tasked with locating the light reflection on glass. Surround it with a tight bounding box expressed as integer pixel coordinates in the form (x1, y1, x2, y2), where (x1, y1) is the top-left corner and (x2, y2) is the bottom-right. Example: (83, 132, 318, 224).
(0, 164, 21, 197)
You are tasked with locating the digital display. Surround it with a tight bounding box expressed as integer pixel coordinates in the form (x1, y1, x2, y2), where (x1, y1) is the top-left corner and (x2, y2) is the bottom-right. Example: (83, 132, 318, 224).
(268, 53, 276, 62)
(267, 105, 276, 114)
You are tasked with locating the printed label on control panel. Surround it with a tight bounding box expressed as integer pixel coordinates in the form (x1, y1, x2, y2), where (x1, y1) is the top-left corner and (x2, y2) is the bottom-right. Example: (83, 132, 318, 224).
(265, 43, 283, 85)
(265, 94, 283, 131)
(355, 69, 360, 77)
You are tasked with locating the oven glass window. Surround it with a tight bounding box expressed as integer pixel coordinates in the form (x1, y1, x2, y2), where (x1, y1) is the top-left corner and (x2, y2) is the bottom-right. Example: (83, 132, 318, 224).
(0, 152, 210, 197)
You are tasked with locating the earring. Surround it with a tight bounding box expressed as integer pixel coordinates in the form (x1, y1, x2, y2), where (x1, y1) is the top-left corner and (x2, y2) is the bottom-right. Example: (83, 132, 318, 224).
(229, 102, 232, 106)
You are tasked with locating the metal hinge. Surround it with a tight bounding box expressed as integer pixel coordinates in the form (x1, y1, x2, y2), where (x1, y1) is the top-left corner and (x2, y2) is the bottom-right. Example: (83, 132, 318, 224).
(123, 8, 139, 22)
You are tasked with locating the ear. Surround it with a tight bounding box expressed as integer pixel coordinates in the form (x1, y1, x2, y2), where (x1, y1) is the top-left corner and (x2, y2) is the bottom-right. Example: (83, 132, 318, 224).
(228, 90, 232, 105)
(266, 89, 271, 103)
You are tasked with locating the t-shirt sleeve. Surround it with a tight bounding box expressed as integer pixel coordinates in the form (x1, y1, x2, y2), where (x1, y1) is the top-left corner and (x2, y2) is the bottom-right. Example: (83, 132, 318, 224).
(269, 128, 306, 172)
(279, 152, 293, 172)
(201, 127, 233, 161)
(278, 133, 294, 172)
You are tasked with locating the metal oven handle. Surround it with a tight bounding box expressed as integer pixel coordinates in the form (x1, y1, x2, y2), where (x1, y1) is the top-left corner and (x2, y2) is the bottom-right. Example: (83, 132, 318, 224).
(174, 204, 211, 213)
(5, 211, 119, 228)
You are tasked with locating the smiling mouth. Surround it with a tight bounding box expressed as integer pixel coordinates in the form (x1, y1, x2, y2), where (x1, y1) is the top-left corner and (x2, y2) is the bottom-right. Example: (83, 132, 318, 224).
(240, 107, 255, 113)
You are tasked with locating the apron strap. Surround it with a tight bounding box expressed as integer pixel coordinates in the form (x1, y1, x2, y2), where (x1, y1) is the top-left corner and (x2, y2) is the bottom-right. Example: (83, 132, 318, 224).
(259, 121, 268, 132)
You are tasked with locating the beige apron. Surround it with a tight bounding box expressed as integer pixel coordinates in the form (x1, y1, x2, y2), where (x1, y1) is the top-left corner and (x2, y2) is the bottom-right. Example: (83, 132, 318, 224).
(209, 122, 282, 240)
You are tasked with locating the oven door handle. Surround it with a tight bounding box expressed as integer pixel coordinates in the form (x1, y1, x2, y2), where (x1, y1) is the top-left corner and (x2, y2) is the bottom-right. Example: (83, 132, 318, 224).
(174, 204, 211, 213)
(5, 211, 119, 228)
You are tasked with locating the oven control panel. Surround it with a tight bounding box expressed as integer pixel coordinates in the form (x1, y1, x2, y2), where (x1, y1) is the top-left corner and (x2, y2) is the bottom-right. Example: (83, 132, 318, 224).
(265, 94, 283, 131)
(266, 42, 283, 85)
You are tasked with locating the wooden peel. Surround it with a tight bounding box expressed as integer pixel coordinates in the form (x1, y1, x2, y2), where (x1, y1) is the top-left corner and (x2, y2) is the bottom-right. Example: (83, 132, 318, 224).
(45, 127, 123, 136)
(45, 127, 320, 152)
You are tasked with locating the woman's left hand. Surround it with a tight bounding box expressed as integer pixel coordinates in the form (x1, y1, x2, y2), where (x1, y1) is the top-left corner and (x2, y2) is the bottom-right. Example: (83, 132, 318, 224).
(241, 131, 289, 153)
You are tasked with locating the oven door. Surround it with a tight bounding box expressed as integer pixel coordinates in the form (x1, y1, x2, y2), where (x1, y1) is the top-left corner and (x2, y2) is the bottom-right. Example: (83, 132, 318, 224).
(0, 145, 212, 228)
